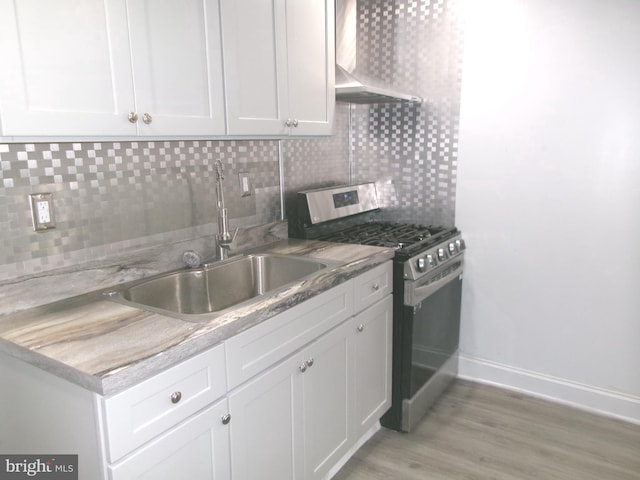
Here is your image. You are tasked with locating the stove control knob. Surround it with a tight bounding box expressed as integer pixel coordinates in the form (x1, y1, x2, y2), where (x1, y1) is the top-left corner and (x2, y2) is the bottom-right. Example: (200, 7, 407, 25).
(416, 257, 427, 272)
(448, 242, 458, 255)
(455, 238, 466, 251)
(426, 254, 437, 268)
(437, 248, 448, 261)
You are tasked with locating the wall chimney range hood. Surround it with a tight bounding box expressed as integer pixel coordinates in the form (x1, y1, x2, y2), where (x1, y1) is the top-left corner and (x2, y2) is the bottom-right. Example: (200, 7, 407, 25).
(335, 0, 422, 105)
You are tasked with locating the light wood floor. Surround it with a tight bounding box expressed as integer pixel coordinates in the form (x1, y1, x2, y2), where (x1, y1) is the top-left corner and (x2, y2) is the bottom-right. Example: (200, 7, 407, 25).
(334, 380, 640, 480)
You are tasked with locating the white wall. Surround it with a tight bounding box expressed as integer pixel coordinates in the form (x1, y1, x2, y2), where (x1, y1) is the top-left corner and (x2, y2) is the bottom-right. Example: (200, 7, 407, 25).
(455, 0, 640, 423)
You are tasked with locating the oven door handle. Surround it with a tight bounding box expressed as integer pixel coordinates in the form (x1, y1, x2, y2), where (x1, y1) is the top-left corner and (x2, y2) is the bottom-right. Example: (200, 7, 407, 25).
(404, 260, 463, 307)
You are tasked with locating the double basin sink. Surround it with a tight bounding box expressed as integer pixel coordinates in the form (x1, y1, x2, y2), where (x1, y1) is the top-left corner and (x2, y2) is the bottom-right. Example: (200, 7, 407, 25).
(105, 253, 337, 322)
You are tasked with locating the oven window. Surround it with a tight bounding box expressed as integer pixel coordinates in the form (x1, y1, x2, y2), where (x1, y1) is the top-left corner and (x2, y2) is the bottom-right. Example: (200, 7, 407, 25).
(407, 275, 461, 397)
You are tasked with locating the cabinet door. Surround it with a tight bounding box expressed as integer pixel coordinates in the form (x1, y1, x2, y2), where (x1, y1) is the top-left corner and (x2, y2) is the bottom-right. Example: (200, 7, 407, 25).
(352, 296, 393, 438)
(228, 354, 304, 480)
(302, 321, 353, 480)
(286, 0, 335, 136)
(0, 0, 136, 136)
(127, 0, 226, 136)
(220, 0, 289, 135)
(109, 397, 231, 480)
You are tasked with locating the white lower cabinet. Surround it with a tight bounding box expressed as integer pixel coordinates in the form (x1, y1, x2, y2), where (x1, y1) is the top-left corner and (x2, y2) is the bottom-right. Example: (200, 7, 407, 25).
(1, 262, 392, 480)
(105, 261, 390, 480)
(352, 296, 393, 438)
(109, 397, 231, 480)
(227, 352, 303, 480)
(225, 261, 393, 480)
(302, 321, 353, 480)
(227, 321, 353, 480)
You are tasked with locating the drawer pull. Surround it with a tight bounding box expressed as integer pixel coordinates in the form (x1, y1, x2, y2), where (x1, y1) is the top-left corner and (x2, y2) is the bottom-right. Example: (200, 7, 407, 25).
(357, 324, 364, 333)
(299, 362, 308, 373)
(372, 283, 380, 291)
(221, 414, 231, 425)
(170, 391, 182, 404)
(306, 358, 314, 368)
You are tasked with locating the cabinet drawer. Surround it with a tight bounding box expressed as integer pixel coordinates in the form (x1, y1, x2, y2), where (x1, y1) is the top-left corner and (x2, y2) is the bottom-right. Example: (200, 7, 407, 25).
(353, 262, 393, 314)
(102, 343, 226, 462)
(225, 280, 353, 390)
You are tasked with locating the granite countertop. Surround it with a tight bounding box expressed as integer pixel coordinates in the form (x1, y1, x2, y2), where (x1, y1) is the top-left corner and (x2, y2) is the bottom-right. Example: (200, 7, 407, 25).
(0, 239, 394, 396)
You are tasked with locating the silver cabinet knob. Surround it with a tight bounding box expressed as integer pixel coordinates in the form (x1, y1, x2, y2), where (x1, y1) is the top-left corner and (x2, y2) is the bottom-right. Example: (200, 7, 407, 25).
(170, 391, 182, 404)
(306, 358, 314, 368)
(142, 113, 152, 124)
(292, 119, 299, 127)
(372, 283, 380, 291)
(299, 362, 307, 373)
(285, 118, 292, 127)
(357, 324, 364, 333)
(221, 414, 231, 425)
(128, 112, 138, 123)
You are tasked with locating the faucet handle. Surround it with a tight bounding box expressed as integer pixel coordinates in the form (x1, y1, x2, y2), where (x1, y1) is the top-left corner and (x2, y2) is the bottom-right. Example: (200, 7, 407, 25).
(217, 227, 238, 246)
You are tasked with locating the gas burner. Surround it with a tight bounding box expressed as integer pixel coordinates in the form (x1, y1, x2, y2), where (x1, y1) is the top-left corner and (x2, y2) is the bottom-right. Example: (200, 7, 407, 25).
(316, 221, 452, 255)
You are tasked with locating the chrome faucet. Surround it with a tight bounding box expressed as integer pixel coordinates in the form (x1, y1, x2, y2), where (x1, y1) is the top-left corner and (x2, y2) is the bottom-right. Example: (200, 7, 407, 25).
(215, 160, 237, 260)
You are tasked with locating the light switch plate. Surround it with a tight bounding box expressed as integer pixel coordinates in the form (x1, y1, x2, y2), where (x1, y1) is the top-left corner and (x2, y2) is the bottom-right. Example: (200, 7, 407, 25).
(238, 172, 252, 197)
(29, 193, 56, 231)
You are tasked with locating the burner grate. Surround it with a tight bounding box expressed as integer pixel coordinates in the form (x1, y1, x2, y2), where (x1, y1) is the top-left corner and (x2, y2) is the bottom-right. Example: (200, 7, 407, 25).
(317, 222, 452, 252)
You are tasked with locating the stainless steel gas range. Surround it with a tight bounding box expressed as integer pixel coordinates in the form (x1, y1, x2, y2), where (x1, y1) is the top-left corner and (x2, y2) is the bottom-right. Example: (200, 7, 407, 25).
(289, 182, 465, 432)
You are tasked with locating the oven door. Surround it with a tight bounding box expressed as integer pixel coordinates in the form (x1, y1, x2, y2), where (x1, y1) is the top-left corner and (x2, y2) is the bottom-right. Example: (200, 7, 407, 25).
(400, 259, 463, 431)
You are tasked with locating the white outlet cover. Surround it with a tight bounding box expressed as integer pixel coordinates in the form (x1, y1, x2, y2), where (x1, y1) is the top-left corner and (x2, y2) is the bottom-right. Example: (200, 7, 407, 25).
(239, 172, 252, 197)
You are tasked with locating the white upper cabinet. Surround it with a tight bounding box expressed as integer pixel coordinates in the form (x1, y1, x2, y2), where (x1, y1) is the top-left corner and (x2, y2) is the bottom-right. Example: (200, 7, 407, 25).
(0, 0, 135, 136)
(0, 0, 225, 137)
(285, 0, 335, 136)
(127, 0, 226, 136)
(220, 0, 335, 136)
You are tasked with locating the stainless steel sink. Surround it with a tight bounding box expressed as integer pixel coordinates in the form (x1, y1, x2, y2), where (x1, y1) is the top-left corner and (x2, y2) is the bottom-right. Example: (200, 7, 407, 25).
(105, 253, 336, 321)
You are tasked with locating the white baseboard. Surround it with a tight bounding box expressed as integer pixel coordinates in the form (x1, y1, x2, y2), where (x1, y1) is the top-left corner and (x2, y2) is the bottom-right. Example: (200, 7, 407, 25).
(458, 354, 640, 426)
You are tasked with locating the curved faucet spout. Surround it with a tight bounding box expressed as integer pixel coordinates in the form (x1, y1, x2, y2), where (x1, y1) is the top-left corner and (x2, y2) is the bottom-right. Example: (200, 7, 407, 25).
(215, 160, 236, 259)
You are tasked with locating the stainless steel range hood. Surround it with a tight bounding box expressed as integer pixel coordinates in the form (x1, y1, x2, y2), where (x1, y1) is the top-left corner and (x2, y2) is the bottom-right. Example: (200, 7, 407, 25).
(335, 0, 422, 105)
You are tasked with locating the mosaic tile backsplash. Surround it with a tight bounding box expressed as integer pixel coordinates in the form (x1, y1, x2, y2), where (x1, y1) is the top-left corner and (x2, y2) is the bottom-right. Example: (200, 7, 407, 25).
(0, 0, 462, 283)
(350, 0, 462, 226)
(0, 140, 282, 281)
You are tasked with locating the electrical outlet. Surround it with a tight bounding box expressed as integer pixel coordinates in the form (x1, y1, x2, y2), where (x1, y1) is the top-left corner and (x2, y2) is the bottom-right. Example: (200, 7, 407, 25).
(239, 172, 252, 197)
(29, 193, 56, 231)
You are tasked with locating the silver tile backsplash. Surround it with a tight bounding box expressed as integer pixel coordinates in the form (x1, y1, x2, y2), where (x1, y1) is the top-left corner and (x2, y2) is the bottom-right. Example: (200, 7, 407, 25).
(350, 0, 462, 226)
(0, 140, 282, 281)
(0, 0, 462, 282)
